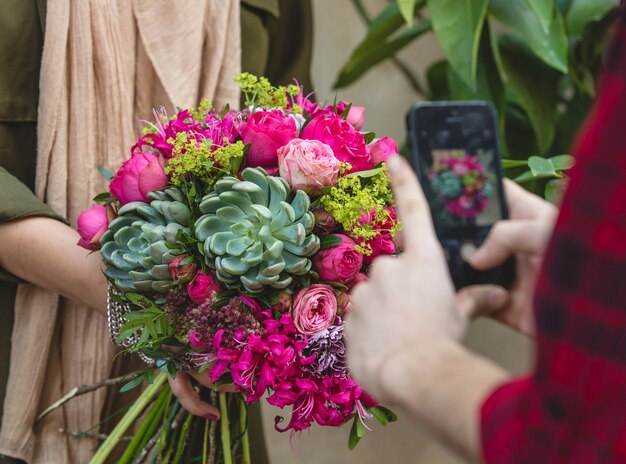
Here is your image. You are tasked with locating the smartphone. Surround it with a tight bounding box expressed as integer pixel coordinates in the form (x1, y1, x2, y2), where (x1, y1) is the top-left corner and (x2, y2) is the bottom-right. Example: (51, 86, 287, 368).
(406, 101, 514, 289)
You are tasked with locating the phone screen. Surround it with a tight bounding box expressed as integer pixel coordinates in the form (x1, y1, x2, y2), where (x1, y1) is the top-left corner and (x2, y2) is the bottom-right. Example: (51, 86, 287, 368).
(410, 104, 506, 238)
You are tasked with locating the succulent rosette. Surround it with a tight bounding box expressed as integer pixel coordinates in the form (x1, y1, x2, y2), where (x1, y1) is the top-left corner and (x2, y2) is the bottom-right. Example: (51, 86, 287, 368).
(79, 73, 400, 459)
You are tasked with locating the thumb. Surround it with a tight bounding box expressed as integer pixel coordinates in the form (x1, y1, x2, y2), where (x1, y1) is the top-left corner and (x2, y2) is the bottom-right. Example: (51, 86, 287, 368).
(456, 285, 510, 320)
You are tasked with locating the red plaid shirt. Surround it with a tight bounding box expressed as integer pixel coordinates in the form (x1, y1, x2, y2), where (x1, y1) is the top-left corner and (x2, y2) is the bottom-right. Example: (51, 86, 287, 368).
(480, 6, 626, 464)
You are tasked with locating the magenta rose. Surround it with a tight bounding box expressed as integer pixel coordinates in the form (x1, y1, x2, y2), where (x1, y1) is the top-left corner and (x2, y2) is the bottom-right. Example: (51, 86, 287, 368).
(354, 207, 398, 264)
(292, 284, 338, 335)
(77, 204, 109, 250)
(369, 137, 398, 165)
(187, 272, 222, 304)
(301, 112, 372, 173)
(347, 272, 369, 290)
(168, 255, 197, 283)
(313, 234, 363, 283)
(109, 152, 168, 205)
(277, 139, 340, 194)
(331, 101, 366, 130)
(240, 110, 298, 174)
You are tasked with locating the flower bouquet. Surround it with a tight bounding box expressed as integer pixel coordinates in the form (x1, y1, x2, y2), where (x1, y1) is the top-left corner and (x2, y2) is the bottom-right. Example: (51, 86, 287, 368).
(77, 74, 400, 463)
(429, 152, 493, 219)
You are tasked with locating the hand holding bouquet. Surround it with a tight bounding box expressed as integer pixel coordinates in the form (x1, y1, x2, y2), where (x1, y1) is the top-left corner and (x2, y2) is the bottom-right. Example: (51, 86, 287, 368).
(77, 74, 400, 463)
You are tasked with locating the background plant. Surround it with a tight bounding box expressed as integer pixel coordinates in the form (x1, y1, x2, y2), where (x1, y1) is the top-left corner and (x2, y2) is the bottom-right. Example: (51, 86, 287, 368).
(336, 0, 619, 201)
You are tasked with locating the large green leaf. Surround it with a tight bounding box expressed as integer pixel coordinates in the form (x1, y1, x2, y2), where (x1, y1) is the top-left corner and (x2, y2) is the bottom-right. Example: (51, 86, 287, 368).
(499, 35, 559, 154)
(334, 19, 432, 89)
(524, 0, 553, 32)
(426, 60, 450, 100)
(566, 0, 619, 38)
(428, 0, 489, 90)
(490, 0, 568, 74)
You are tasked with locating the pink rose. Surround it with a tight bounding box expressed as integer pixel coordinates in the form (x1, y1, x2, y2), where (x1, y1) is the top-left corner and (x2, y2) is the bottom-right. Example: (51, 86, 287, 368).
(168, 255, 197, 283)
(77, 204, 109, 250)
(369, 137, 398, 165)
(332, 101, 366, 130)
(277, 139, 340, 194)
(347, 272, 369, 290)
(313, 234, 363, 283)
(312, 208, 337, 235)
(354, 207, 398, 264)
(336, 292, 352, 318)
(109, 152, 168, 205)
(240, 110, 298, 175)
(301, 112, 372, 173)
(292, 284, 338, 335)
(187, 272, 222, 304)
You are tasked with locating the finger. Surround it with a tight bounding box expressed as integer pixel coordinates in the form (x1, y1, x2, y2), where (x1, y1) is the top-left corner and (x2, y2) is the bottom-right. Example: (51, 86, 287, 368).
(187, 370, 237, 393)
(386, 156, 437, 255)
(470, 220, 543, 270)
(503, 179, 556, 220)
(168, 373, 220, 420)
(456, 285, 509, 320)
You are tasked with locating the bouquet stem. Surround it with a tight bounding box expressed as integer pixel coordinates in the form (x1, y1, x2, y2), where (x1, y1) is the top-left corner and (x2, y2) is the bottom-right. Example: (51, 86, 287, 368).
(218, 392, 232, 464)
(239, 400, 251, 464)
(89, 371, 168, 464)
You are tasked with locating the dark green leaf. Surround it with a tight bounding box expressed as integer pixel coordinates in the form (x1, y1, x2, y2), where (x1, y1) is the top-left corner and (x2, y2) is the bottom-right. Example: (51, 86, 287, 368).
(370, 407, 390, 426)
(125, 293, 160, 311)
(501, 159, 528, 168)
(524, 0, 553, 32)
(363, 132, 376, 145)
(490, 0, 568, 73)
(92, 192, 113, 204)
(334, 20, 431, 89)
(145, 319, 159, 339)
(426, 60, 450, 100)
(428, 0, 489, 89)
(179, 255, 195, 266)
(566, 0, 618, 38)
(499, 35, 559, 154)
(528, 156, 557, 177)
(348, 419, 362, 450)
(319, 235, 343, 250)
(119, 374, 145, 393)
(116, 320, 144, 342)
(98, 166, 115, 182)
(340, 102, 353, 120)
(374, 406, 398, 423)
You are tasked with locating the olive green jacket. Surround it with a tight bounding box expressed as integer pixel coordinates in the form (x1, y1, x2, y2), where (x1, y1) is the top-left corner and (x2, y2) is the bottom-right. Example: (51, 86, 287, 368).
(0, 0, 312, 461)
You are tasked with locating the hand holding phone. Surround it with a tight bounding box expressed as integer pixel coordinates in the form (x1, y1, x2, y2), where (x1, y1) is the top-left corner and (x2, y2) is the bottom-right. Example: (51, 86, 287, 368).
(406, 101, 515, 289)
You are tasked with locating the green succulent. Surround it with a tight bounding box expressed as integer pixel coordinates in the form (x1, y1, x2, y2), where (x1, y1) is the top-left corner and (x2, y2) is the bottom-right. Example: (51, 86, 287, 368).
(100, 188, 191, 293)
(432, 170, 463, 199)
(194, 167, 319, 293)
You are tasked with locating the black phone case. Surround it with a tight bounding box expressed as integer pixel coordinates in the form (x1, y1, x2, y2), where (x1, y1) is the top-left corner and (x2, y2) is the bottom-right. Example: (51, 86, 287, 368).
(406, 101, 515, 290)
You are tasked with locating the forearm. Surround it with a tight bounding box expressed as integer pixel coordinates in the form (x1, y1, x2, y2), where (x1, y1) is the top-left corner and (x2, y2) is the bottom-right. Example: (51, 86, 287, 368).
(0, 216, 107, 312)
(381, 340, 510, 462)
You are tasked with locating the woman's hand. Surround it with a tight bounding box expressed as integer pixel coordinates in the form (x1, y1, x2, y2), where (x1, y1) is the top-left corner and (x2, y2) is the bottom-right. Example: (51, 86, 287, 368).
(168, 371, 235, 420)
(457, 180, 557, 336)
(345, 156, 509, 462)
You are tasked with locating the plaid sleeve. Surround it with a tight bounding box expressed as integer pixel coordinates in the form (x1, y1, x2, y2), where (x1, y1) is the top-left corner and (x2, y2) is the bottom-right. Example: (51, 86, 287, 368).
(481, 7, 626, 463)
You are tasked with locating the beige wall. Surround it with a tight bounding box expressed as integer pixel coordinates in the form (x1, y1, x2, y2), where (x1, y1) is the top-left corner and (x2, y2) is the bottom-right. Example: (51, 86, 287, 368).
(260, 2, 534, 462)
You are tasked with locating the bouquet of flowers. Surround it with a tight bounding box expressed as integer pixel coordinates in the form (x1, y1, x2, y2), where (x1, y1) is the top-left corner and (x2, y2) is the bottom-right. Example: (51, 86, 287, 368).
(76, 74, 400, 463)
(429, 152, 493, 219)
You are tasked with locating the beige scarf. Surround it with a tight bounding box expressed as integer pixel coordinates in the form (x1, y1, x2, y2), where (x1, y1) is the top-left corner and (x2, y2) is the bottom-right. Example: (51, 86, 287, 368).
(0, 1, 240, 462)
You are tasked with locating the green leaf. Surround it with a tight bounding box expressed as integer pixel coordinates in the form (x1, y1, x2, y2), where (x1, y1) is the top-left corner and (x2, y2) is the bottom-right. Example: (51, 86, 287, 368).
(145, 319, 159, 339)
(549, 154, 575, 171)
(374, 406, 398, 423)
(92, 192, 113, 204)
(545, 178, 567, 204)
(363, 132, 376, 145)
(566, 0, 618, 38)
(348, 418, 362, 450)
(370, 407, 390, 426)
(426, 60, 450, 100)
(499, 35, 559, 154)
(501, 159, 528, 168)
(116, 320, 144, 342)
(490, 0, 568, 73)
(98, 166, 115, 182)
(524, 0, 553, 32)
(125, 293, 160, 311)
(340, 102, 353, 120)
(334, 19, 432, 89)
(346, 167, 384, 179)
(319, 235, 343, 250)
(119, 374, 145, 393)
(398, 0, 419, 25)
(428, 0, 489, 89)
(528, 156, 557, 177)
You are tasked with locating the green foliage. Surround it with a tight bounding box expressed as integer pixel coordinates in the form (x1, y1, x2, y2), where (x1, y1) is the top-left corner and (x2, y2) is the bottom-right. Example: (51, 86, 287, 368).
(338, 0, 618, 197)
(234, 72, 300, 111)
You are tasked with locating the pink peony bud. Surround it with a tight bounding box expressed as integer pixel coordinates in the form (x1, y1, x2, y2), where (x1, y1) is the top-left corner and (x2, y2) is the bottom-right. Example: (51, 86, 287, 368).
(77, 204, 109, 250)
(292, 284, 338, 335)
(187, 272, 222, 304)
(272, 291, 293, 313)
(277, 139, 340, 195)
(109, 152, 168, 205)
(369, 137, 398, 165)
(312, 208, 337, 234)
(313, 234, 363, 284)
(331, 101, 366, 131)
(168, 255, 197, 283)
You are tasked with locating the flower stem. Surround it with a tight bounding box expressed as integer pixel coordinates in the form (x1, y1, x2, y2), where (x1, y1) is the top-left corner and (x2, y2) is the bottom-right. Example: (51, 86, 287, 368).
(239, 399, 251, 464)
(89, 371, 168, 464)
(219, 392, 232, 464)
